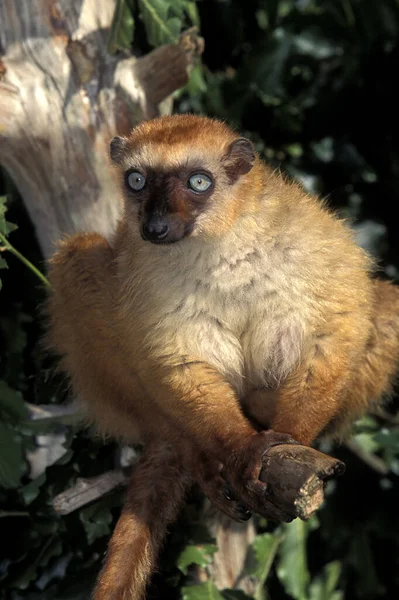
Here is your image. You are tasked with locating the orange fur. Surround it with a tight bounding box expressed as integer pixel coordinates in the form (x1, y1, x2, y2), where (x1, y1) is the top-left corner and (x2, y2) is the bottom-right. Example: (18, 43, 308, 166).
(94, 441, 191, 600)
(47, 115, 399, 598)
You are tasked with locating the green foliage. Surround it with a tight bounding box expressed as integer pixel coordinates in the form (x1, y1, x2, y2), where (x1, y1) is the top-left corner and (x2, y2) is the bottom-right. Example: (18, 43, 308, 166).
(0, 195, 16, 289)
(0, 196, 49, 289)
(2, 0, 399, 599)
(177, 543, 217, 575)
(308, 561, 343, 600)
(247, 532, 283, 600)
(139, 0, 183, 46)
(108, 0, 199, 53)
(277, 518, 322, 600)
(0, 423, 26, 489)
(108, 0, 136, 54)
(182, 581, 225, 600)
(0, 195, 17, 238)
(79, 495, 118, 545)
(0, 381, 29, 424)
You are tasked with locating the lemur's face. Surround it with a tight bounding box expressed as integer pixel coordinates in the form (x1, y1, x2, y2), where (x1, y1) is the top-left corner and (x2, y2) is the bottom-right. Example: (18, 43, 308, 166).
(120, 164, 215, 244)
(110, 115, 255, 244)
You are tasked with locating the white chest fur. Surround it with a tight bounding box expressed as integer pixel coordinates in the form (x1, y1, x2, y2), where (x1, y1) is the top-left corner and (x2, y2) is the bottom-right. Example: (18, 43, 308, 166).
(138, 230, 311, 397)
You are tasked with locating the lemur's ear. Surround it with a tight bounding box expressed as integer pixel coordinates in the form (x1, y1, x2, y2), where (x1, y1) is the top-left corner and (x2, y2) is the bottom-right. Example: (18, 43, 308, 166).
(223, 138, 256, 184)
(110, 136, 129, 164)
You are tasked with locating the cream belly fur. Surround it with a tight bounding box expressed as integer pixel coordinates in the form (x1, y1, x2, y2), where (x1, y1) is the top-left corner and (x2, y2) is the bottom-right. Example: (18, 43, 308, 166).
(129, 212, 320, 398)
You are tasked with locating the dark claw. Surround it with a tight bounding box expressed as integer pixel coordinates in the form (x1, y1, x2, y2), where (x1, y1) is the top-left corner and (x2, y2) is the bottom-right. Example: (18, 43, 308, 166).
(236, 504, 252, 521)
(284, 516, 295, 523)
(224, 486, 235, 501)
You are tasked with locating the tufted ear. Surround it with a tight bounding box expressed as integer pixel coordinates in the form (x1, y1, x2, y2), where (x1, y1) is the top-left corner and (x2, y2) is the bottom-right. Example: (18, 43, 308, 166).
(223, 137, 256, 184)
(110, 136, 129, 164)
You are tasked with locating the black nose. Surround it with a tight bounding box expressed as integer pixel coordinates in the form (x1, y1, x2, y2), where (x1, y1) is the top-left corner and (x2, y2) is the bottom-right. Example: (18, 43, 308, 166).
(142, 219, 169, 241)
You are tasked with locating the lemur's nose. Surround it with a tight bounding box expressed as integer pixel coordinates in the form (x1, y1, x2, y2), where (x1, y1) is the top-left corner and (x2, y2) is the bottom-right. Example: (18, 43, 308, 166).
(141, 219, 169, 242)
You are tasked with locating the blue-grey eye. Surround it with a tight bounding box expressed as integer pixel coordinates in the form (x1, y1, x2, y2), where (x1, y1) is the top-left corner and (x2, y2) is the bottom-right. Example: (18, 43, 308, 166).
(126, 171, 146, 191)
(188, 173, 212, 193)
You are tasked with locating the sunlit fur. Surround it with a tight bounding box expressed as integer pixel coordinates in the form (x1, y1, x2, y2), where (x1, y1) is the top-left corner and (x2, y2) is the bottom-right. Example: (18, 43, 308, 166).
(47, 114, 399, 599)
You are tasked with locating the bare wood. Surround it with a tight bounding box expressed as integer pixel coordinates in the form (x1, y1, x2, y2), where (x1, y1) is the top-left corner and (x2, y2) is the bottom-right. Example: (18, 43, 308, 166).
(0, 81, 22, 134)
(53, 470, 128, 515)
(259, 443, 346, 521)
(132, 27, 205, 114)
(195, 506, 257, 596)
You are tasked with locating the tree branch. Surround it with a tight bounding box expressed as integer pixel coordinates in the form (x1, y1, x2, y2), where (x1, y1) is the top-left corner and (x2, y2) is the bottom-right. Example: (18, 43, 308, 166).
(131, 27, 204, 117)
(0, 81, 22, 142)
(52, 470, 128, 515)
(259, 443, 346, 520)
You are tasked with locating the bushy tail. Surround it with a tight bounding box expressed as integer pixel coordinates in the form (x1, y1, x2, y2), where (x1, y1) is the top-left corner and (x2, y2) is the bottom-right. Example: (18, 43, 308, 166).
(334, 279, 399, 436)
(93, 441, 191, 600)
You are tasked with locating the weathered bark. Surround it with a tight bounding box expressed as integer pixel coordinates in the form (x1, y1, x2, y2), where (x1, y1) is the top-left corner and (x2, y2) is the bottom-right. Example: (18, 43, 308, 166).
(259, 443, 345, 520)
(196, 508, 257, 596)
(53, 470, 127, 515)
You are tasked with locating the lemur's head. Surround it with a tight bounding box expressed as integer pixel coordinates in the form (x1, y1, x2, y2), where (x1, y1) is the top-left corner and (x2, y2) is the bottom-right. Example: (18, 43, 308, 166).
(110, 114, 256, 244)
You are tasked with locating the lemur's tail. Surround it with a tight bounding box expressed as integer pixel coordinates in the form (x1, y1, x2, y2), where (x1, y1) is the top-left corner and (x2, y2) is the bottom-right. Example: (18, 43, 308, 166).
(93, 441, 191, 600)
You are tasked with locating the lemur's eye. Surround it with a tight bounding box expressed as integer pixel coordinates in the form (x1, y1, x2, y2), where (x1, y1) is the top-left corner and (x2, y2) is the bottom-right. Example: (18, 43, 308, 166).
(126, 171, 146, 191)
(188, 173, 212, 193)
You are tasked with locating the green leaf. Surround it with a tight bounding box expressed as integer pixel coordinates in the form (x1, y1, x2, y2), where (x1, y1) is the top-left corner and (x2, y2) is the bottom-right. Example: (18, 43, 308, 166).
(79, 500, 115, 545)
(138, 0, 181, 46)
(0, 423, 26, 488)
(374, 428, 399, 451)
(309, 561, 343, 600)
(108, 0, 135, 54)
(0, 381, 29, 423)
(177, 543, 217, 575)
(0, 256, 8, 269)
(21, 472, 47, 505)
(222, 591, 253, 600)
(185, 1, 200, 27)
(352, 431, 381, 454)
(354, 415, 380, 433)
(247, 532, 282, 600)
(0, 195, 8, 235)
(277, 520, 310, 600)
(0, 195, 17, 236)
(251, 532, 282, 579)
(5, 220, 18, 234)
(186, 64, 207, 95)
(182, 581, 224, 600)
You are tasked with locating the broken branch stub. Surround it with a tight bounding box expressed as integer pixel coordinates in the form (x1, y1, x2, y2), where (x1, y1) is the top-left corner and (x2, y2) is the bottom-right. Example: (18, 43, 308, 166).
(259, 443, 346, 521)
